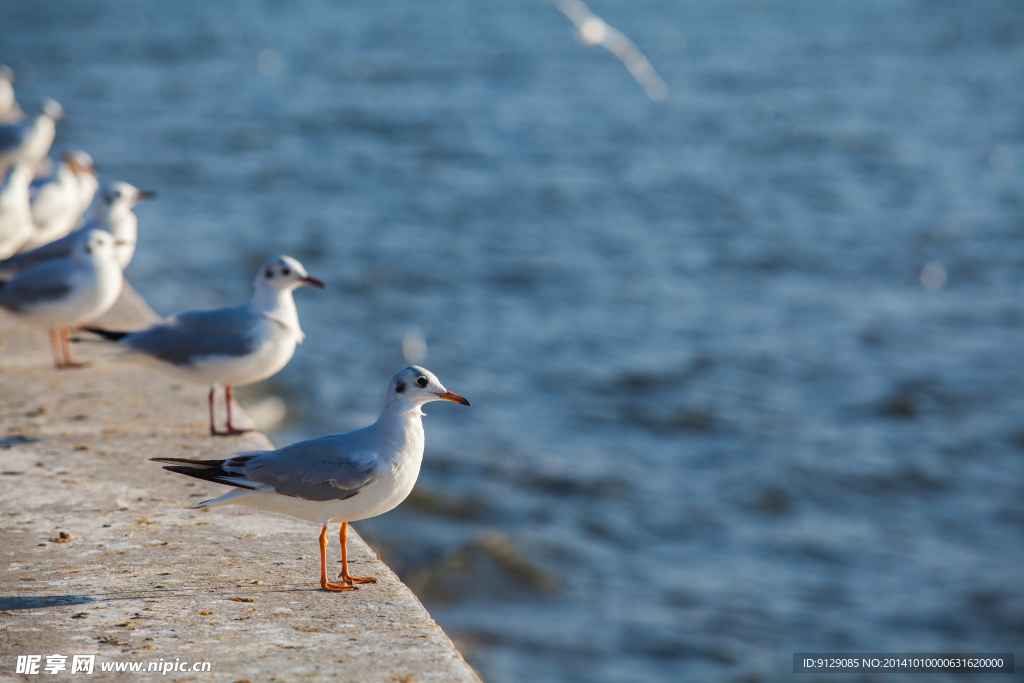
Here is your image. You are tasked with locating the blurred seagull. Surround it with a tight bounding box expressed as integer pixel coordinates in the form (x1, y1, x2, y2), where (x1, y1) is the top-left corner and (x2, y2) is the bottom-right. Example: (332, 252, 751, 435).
(85, 256, 325, 436)
(153, 366, 471, 592)
(0, 99, 63, 174)
(0, 229, 124, 368)
(0, 163, 36, 259)
(24, 152, 100, 251)
(1, 181, 153, 274)
(549, 0, 667, 101)
(0, 65, 24, 123)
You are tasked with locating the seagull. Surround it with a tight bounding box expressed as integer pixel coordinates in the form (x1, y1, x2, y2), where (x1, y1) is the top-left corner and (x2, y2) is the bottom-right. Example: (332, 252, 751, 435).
(0, 163, 36, 259)
(549, 0, 668, 101)
(0, 229, 124, 368)
(0, 65, 23, 124)
(153, 366, 471, 592)
(1, 181, 153, 274)
(0, 99, 63, 174)
(84, 256, 325, 436)
(23, 152, 100, 251)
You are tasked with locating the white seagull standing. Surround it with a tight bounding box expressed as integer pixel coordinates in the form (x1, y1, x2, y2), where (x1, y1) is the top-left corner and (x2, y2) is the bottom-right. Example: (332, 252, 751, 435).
(24, 151, 100, 251)
(0, 229, 124, 367)
(1, 181, 153, 274)
(85, 256, 325, 436)
(0, 99, 63, 174)
(0, 65, 24, 124)
(153, 366, 471, 592)
(0, 163, 36, 259)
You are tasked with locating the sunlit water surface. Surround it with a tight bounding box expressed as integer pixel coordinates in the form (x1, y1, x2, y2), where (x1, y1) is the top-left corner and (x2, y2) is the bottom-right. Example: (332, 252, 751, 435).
(4, 1, 1024, 680)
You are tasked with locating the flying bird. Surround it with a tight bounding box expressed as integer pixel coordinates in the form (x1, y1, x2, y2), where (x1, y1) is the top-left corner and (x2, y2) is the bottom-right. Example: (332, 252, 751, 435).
(549, 0, 668, 101)
(84, 256, 324, 436)
(153, 366, 471, 592)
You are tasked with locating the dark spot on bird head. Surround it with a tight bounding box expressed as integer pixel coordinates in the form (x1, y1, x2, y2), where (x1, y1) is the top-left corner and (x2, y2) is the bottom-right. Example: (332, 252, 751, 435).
(265, 269, 273, 278)
(395, 381, 405, 393)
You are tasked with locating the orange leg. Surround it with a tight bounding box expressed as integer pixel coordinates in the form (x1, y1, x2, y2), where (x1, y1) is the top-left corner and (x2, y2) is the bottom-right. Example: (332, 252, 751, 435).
(58, 327, 88, 368)
(208, 388, 220, 436)
(224, 385, 253, 435)
(320, 525, 356, 592)
(49, 328, 64, 367)
(337, 522, 376, 584)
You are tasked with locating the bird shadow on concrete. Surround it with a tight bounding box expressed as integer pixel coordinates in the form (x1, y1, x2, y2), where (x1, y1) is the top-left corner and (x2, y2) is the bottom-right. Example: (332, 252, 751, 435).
(1, 585, 330, 612)
(0, 436, 41, 448)
(0, 595, 96, 610)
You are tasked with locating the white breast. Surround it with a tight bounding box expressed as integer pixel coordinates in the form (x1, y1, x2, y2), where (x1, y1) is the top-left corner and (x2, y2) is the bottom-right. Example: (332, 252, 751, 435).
(16, 259, 123, 329)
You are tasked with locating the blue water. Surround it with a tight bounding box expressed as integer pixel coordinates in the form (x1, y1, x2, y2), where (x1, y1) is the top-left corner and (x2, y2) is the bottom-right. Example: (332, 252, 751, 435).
(4, 1, 1024, 680)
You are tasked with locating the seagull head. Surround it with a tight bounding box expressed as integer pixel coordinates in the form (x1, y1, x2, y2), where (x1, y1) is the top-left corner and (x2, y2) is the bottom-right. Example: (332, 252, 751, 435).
(384, 366, 471, 412)
(42, 98, 64, 121)
(65, 151, 98, 177)
(0, 65, 13, 83)
(255, 255, 326, 292)
(100, 182, 155, 210)
(72, 229, 120, 263)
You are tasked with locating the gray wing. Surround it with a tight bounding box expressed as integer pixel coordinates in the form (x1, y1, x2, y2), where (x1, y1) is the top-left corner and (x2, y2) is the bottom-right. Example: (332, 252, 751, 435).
(0, 227, 82, 273)
(0, 123, 25, 155)
(227, 433, 384, 502)
(122, 306, 259, 366)
(0, 259, 73, 312)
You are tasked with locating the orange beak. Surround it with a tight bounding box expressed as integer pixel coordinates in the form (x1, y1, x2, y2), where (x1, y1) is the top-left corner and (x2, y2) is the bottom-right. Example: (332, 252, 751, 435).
(436, 391, 471, 406)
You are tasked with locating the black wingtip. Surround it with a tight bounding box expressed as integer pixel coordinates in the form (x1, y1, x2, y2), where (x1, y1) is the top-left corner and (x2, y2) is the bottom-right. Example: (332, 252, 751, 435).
(83, 326, 130, 342)
(150, 457, 225, 468)
(156, 459, 258, 492)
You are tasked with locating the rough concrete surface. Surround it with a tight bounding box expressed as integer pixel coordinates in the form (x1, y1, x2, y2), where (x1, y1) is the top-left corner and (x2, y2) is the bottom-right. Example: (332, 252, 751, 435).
(0, 324, 481, 682)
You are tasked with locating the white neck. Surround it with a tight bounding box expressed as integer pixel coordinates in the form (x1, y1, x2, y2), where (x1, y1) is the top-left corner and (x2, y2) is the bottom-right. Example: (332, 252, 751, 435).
(0, 80, 13, 113)
(33, 114, 55, 142)
(56, 162, 75, 184)
(1, 166, 32, 211)
(98, 202, 137, 236)
(380, 396, 426, 420)
(248, 284, 303, 339)
(372, 400, 426, 451)
(77, 176, 99, 213)
(7, 164, 32, 187)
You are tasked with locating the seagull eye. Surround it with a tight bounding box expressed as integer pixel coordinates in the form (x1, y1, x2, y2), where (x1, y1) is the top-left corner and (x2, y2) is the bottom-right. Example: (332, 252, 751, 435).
(416, 376, 428, 387)
(281, 267, 291, 276)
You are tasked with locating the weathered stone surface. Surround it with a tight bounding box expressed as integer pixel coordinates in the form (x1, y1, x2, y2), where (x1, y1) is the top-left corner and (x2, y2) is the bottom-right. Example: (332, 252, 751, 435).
(0, 325, 481, 682)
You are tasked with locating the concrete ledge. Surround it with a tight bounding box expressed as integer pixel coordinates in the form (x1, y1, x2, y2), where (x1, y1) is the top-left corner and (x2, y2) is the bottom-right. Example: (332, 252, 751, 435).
(0, 326, 481, 682)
